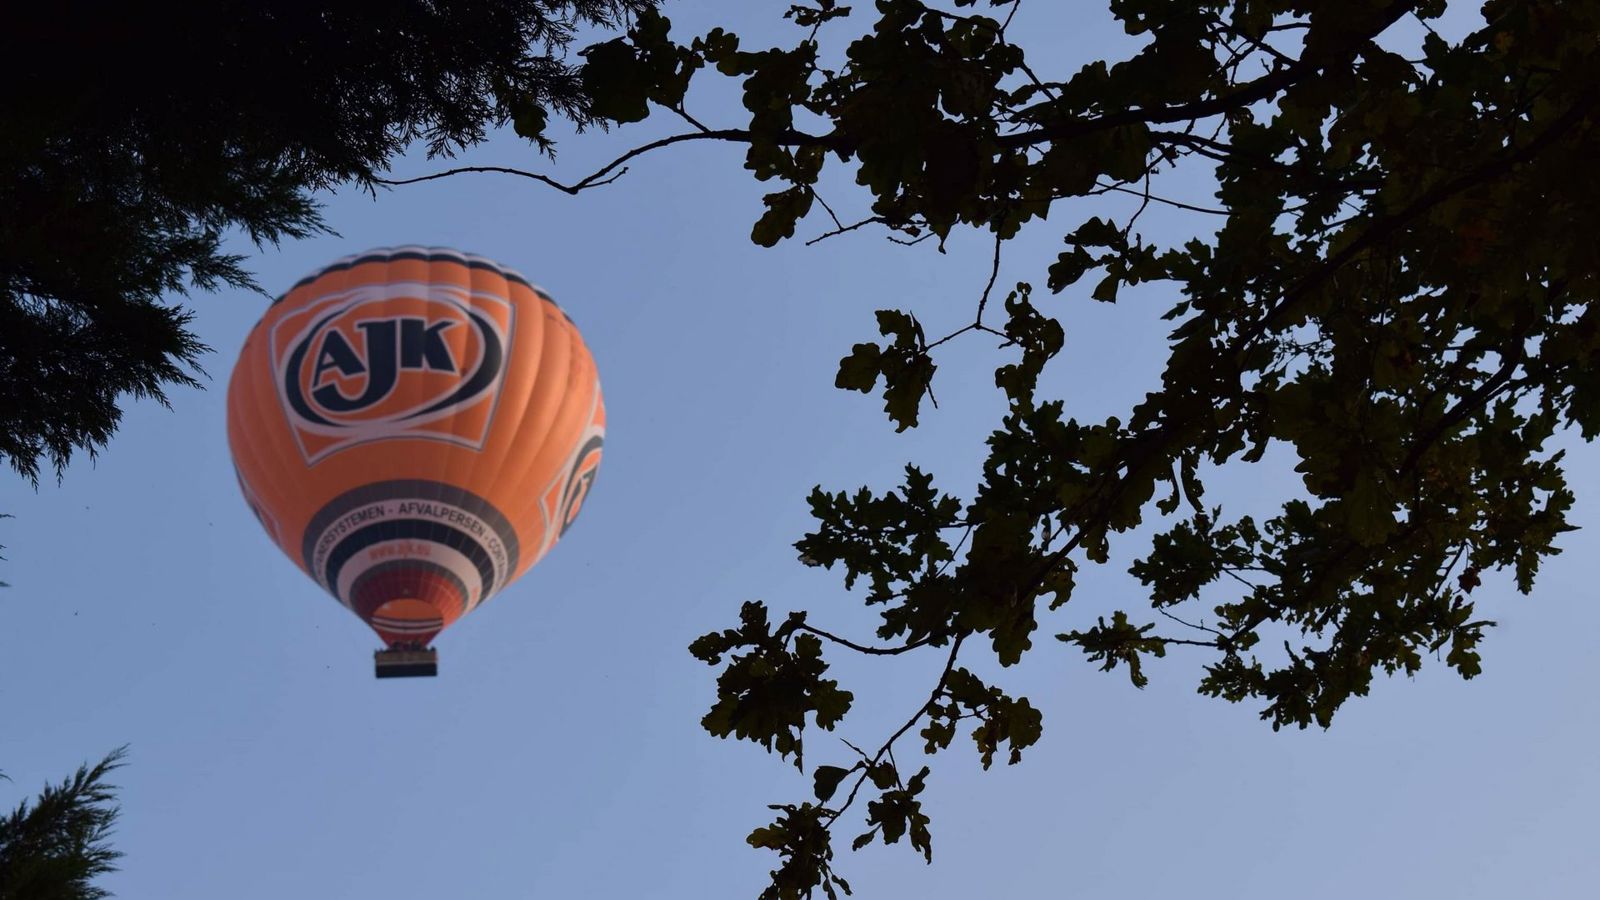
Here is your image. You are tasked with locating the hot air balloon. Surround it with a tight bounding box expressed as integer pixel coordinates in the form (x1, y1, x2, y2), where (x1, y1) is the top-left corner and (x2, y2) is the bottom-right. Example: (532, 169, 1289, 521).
(227, 247, 604, 678)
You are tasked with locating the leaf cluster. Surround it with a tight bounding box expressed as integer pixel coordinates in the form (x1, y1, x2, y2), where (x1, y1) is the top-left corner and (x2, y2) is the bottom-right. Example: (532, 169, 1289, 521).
(575, 1, 1600, 894)
(691, 602, 854, 768)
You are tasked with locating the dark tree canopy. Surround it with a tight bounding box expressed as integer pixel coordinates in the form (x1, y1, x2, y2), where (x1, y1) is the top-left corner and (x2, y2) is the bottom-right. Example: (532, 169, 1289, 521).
(4, 1, 1597, 897)
(0, 749, 125, 900)
(387, 1, 1594, 896)
(0, 0, 652, 483)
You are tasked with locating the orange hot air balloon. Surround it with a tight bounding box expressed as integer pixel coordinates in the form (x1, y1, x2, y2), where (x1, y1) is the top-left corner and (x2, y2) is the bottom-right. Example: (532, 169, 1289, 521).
(226, 247, 604, 678)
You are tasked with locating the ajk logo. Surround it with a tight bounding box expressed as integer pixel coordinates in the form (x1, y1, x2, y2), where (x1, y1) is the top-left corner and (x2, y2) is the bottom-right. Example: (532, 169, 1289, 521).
(270, 286, 514, 463)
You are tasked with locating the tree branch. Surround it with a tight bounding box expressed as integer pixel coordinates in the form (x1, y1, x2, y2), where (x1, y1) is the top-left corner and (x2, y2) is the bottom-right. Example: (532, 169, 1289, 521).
(382, 6, 1420, 207)
(798, 624, 934, 656)
(825, 635, 965, 827)
(1159, 607, 1227, 638)
(805, 215, 889, 246)
(1092, 181, 1228, 216)
(975, 231, 1004, 326)
(379, 128, 836, 194)
(1154, 635, 1226, 648)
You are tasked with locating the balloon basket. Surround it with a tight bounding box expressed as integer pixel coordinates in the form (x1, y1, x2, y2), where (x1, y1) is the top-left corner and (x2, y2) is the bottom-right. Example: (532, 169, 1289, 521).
(375, 647, 438, 679)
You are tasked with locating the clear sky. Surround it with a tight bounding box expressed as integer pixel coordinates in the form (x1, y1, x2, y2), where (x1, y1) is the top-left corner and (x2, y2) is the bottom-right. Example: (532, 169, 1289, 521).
(3, 4, 1596, 898)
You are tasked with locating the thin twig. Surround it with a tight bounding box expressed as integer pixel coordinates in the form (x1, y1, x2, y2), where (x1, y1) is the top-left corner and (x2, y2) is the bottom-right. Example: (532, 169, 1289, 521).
(825, 636, 965, 827)
(975, 230, 1004, 326)
(1123, 169, 1155, 238)
(1158, 607, 1227, 638)
(1092, 181, 1228, 216)
(798, 624, 934, 656)
(1215, 14, 1297, 68)
(806, 215, 887, 246)
(380, 128, 834, 194)
(923, 323, 976, 353)
(1219, 568, 1262, 591)
(670, 102, 713, 134)
(809, 186, 846, 232)
(888, 232, 933, 247)
(376, 164, 629, 194)
(1153, 635, 1225, 648)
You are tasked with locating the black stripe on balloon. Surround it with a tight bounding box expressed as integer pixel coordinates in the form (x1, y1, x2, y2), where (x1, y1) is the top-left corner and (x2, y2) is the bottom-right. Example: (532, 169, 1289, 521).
(279, 250, 534, 295)
(301, 480, 519, 576)
(324, 520, 497, 603)
(271, 248, 575, 323)
(349, 559, 471, 616)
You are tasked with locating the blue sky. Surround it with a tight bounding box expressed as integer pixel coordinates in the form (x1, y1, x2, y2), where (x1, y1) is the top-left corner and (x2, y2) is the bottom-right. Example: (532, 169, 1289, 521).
(3, 3, 1597, 898)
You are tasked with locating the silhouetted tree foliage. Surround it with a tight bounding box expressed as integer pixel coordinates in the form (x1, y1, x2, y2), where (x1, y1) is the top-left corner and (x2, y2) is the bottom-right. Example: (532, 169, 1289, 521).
(388, 1, 1598, 895)
(0, 0, 652, 483)
(5, 1, 1596, 896)
(0, 749, 126, 900)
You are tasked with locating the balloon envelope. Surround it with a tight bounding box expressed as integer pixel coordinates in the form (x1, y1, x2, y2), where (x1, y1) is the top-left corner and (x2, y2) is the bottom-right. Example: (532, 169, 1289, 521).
(227, 247, 604, 654)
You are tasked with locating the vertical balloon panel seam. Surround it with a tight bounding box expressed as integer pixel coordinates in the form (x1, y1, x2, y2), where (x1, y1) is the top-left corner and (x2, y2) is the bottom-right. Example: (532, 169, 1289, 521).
(502, 306, 579, 578)
(455, 257, 510, 599)
(518, 317, 594, 570)
(494, 297, 574, 578)
(447, 257, 494, 612)
(478, 278, 552, 594)
(464, 262, 524, 512)
(478, 287, 555, 607)
(523, 317, 592, 570)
